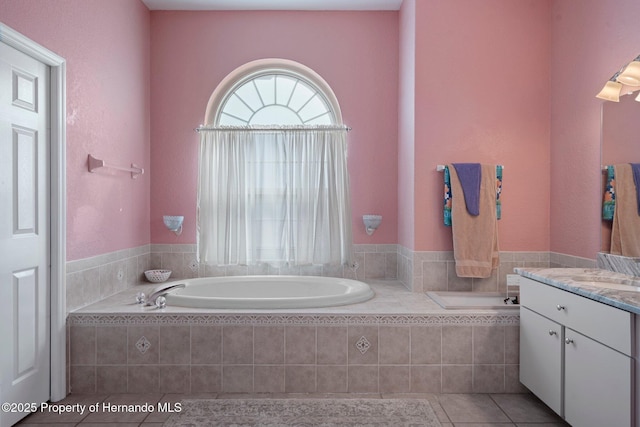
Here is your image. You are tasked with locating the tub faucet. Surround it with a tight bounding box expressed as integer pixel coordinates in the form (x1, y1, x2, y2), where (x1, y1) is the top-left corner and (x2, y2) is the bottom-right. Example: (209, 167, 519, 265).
(145, 282, 186, 306)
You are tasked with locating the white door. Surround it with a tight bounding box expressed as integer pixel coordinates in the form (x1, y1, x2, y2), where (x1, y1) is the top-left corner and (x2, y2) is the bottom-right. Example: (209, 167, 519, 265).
(0, 41, 50, 427)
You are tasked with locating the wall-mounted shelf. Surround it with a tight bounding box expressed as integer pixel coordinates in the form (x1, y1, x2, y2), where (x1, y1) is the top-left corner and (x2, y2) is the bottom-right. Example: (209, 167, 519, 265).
(88, 154, 144, 179)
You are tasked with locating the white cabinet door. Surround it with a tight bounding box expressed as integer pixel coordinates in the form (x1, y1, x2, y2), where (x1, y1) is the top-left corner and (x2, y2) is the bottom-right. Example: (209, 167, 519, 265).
(564, 328, 632, 427)
(520, 307, 563, 416)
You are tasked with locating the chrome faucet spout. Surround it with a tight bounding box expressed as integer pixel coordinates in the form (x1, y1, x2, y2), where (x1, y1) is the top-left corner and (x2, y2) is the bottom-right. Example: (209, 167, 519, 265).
(145, 282, 186, 306)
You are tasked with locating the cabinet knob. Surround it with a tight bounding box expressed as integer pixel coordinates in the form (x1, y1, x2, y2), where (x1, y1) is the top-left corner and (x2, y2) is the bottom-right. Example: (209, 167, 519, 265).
(565, 338, 574, 345)
(556, 304, 566, 311)
(548, 330, 557, 336)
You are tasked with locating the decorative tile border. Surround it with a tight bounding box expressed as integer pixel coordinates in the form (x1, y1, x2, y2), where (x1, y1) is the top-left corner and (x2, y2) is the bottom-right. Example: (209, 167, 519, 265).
(67, 312, 519, 326)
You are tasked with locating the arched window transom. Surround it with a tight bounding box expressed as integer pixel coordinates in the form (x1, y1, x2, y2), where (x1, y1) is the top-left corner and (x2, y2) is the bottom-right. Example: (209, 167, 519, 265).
(205, 58, 343, 127)
(219, 73, 334, 126)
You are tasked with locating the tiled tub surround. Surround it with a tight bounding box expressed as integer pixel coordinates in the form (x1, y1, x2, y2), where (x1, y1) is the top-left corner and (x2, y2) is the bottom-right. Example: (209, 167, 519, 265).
(397, 247, 596, 293)
(65, 243, 595, 312)
(65, 244, 397, 312)
(67, 281, 522, 395)
(66, 245, 152, 312)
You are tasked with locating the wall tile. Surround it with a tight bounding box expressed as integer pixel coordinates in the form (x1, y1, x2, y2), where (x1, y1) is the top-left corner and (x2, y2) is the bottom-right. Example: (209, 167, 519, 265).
(441, 365, 472, 393)
(410, 365, 441, 393)
(442, 326, 472, 364)
(316, 365, 348, 393)
(505, 364, 528, 393)
(285, 365, 316, 392)
(348, 326, 378, 365)
(447, 263, 473, 291)
(254, 325, 284, 365)
(96, 326, 127, 365)
(191, 325, 222, 364)
(69, 326, 96, 366)
(379, 365, 410, 393)
(364, 252, 386, 279)
(285, 326, 316, 365)
(159, 364, 191, 393)
(127, 365, 159, 393)
(473, 364, 505, 393)
(128, 325, 159, 365)
(411, 325, 442, 364)
(66, 268, 101, 312)
(159, 325, 190, 364)
(505, 325, 520, 364)
(379, 326, 410, 364)
(348, 365, 378, 393)
(190, 365, 221, 393)
(421, 261, 447, 292)
(254, 365, 285, 392)
(222, 325, 253, 365)
(70, 365, 95, 394)
(96, 365, 127, 393)
(473, 325, 505, 364)
(317, 326, 347, 365)
(222, 365, 253, 392)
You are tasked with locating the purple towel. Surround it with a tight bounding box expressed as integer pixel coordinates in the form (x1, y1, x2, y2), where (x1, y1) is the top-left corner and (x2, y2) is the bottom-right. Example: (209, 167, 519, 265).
(453, 163, 481, 216)
(631, 163, 640, 215)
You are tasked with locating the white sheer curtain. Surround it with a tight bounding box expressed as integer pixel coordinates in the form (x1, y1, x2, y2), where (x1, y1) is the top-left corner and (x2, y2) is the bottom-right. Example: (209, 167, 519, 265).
(197, 126, 352, 266)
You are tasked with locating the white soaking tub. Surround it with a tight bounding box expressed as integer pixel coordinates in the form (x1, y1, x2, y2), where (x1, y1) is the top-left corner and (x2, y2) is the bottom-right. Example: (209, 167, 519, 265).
(163, 275, 375, 309)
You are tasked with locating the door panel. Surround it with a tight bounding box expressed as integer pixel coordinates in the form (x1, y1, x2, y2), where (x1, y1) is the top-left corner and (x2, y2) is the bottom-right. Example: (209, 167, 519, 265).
(0, 41, 50, 427)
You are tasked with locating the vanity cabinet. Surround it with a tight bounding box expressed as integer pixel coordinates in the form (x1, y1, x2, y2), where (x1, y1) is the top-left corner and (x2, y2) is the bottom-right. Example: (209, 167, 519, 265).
(519, 277, 634, 427)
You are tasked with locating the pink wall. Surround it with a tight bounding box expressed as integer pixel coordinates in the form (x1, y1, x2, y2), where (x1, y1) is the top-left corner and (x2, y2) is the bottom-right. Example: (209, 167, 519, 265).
(397, 0, 416, 250)
(4, 0, 635, 262)
(550, 0, 640, 259)
(149, 11, 399, 245)
(411, 0, 551, 251)
(1, 0, 151, 261)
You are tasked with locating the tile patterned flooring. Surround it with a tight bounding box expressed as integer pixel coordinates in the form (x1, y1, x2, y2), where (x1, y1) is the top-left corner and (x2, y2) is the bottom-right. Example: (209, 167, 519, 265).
(15, 392, 568, 426)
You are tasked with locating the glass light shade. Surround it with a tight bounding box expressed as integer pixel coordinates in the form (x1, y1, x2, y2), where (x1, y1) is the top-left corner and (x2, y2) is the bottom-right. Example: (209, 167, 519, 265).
(362, 215, 382, 235)
(163, 215, 184, 234)
(616, 61, 640, 86)
(596, 81, 623, 102)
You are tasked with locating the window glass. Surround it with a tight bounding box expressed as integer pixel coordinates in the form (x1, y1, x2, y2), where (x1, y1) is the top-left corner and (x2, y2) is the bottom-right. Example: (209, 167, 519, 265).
(218, 73, 334, 126)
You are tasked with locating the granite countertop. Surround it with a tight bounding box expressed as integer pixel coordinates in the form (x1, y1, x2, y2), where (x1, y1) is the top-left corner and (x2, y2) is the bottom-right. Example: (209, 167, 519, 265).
(515, 267, 640, 315)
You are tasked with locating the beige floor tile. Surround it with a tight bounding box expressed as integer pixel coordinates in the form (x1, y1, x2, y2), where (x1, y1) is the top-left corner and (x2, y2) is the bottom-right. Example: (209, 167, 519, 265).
(490, 393, 565, 423)
(80, 393, 163, 423)
(439, 393, 510, 423)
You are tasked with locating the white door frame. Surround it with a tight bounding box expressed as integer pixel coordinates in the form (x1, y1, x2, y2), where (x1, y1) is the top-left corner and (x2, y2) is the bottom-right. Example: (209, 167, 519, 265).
(0, 23, 66, 402)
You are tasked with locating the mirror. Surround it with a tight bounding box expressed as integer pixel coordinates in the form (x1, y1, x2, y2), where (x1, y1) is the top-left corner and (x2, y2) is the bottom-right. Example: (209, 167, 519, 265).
(600, 94, 640, 252)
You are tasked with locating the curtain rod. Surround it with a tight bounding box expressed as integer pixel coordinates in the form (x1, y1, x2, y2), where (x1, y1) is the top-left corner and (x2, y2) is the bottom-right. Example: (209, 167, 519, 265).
(194, 125, 352, 132)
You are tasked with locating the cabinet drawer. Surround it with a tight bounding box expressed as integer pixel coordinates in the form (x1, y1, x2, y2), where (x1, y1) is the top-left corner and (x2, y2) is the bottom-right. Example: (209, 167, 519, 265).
(520, 277, 632, 355)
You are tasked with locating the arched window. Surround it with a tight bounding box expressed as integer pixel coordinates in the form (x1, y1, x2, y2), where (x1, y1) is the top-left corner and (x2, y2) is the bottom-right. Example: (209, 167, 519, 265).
(204, 58, 343, 126)
(197, 59, 352, 267)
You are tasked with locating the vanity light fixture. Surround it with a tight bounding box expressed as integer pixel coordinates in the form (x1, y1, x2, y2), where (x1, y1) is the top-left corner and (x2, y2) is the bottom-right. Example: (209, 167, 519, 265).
(163, 215, 184, 235)
(616, 55, 640, 86)
(596, 77, 623, 102)
(597, 54, 640, 102)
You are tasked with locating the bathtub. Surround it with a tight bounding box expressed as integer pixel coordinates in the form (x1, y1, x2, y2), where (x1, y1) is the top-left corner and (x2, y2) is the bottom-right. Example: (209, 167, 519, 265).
(163, 275, 375, 309)
(427, 291, 520, 310)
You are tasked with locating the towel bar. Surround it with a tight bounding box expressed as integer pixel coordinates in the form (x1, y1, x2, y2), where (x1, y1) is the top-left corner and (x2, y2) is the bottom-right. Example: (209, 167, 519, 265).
(88, 154, 144, 179)
(436, 164, 504, 171)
